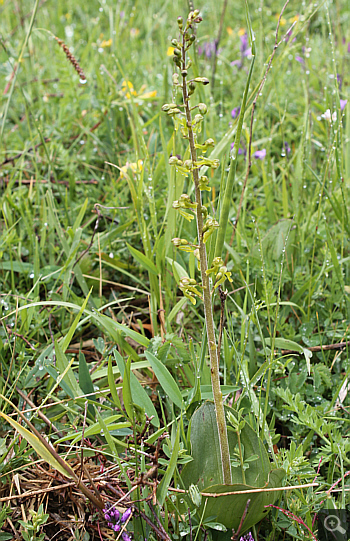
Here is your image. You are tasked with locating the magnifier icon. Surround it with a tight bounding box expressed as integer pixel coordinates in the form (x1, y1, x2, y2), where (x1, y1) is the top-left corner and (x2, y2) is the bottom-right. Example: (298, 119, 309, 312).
(324, 514, 347, 535)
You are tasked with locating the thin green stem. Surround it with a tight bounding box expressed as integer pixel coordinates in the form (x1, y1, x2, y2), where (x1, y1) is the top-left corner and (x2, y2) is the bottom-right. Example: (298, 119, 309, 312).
(181, 30, 231, 485)
(0, 0, 40, 147)
(236, 430, 246, 485)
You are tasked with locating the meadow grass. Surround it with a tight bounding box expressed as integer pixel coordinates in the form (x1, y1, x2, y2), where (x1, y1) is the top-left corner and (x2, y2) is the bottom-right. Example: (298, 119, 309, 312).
(0, 0, 350, 539)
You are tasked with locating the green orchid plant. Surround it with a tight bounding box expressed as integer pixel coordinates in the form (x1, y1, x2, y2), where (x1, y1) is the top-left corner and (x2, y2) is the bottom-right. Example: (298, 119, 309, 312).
(162, 9, 232, 483)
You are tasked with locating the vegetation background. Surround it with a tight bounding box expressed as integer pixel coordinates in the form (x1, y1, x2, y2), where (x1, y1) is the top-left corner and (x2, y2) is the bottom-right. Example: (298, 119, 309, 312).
(0, 0, 349, 539)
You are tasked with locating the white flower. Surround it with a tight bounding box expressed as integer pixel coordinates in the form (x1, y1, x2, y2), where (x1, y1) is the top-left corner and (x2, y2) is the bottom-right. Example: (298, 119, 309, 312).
(321, 109, 331, 121)
(321, 109, 337, 122)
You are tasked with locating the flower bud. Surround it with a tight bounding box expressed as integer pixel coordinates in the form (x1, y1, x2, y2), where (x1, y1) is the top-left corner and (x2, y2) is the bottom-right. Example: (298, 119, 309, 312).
(172, 238, 188, 246)
(205, 138, 215, 146)
(169, 156, 182, 165)
(188, 82, 196, 95)
(177, 16, 183, 28)
(198, 103, 207, 115)
(172, 73, 179, 85)
(181, 70, 188, 77)
(173, 55, 181, 67)
(193, 77, 210, 85)
(193, 114, 203, 124)
(171, 38, 179, 47)
(173, 48, 181, 56)
(184, 160, 193, 169)
(193, 9, 200, 17)
(167, 107, 181, 115)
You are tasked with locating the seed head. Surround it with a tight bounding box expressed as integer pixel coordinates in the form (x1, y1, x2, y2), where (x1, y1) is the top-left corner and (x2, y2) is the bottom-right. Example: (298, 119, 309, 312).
(55, 37, 86, 83)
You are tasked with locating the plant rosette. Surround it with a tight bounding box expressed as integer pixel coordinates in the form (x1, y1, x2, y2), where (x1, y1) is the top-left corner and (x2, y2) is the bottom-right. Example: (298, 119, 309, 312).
(180, 403, 286, 535)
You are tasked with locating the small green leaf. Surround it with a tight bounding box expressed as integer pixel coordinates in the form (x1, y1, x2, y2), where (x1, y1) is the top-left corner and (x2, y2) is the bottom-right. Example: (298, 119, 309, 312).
(166, 256, 189, 282)
(265, 337, 312, 374)
(122, 357, 133, 421)
(114, 350, 159, 426)
(108, 355, 122, 410)
(60, 290, 92, 353)
(98, 314, 150, 347)
(55, 340, 82, 398)
(126, 242, 158, 275)
(157, 424, 180, 506)
(78, 352, 95, 418)
(145, 351, 183, 408)
(95, 410, 118, 458)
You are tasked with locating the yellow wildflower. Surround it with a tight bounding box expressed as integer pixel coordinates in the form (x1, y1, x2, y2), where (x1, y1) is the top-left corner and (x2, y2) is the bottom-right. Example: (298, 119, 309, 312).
(167, 46, 175, 56)
(121, 80, 137, 99)
(100, 38, 112, 48)
(238, 28, 246, 36)
(121, 80, 156, 101)
(226, 27, 233, 36)
(290, 14, 299, 23)
(138, 90, 157, 99)
(120, 160, 143, 179)
(275, 14, 286, 25)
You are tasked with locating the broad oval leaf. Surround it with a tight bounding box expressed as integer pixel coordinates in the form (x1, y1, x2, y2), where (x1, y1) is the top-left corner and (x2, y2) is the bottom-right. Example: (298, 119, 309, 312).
(199, 468, 286, 534)
(181, 402, 271, 490)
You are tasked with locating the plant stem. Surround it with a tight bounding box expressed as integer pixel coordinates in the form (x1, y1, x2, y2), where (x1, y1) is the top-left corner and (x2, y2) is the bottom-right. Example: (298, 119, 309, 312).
(181, 34, 232, 485)
(236, 430, 246, 484)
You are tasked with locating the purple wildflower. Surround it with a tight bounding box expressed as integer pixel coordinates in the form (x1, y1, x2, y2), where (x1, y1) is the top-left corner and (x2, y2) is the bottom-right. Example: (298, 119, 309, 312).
(284, 27, 293, 43)
(104, 503, 132, 533)
(231, 106, 241, 119)
(239, 533, 254, 541)
(295, 55, 304, 64)
(231, 142, 245, 156)
(348, 43, 350, 54)
(240, 33, 251, 57)
(254, 149, 266, 160)
(231, 32, 251, 69)
(121, 508, 132, 523)
(284, 142, 291, 156)
(337, 74, 342, 90)
(340, 99, 347, 111)
(198, 40, 218, 59)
